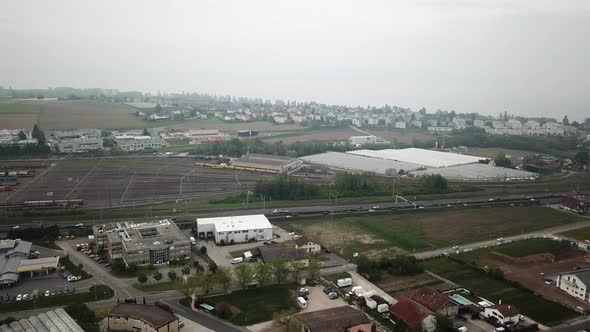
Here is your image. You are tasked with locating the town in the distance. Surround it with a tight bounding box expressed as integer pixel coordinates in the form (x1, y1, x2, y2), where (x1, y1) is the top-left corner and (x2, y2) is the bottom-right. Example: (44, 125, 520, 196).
(0, 87, 589, 332)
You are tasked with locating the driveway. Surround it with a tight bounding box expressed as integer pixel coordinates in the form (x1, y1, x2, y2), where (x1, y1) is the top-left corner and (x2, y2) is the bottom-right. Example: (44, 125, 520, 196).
(348, 271, 395, 304)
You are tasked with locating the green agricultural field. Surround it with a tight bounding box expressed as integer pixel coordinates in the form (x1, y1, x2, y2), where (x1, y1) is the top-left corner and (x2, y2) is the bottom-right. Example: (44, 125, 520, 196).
(204, 284, 298, 326)
(559, 226, 590, 242)
(0, 103, 41, 114)
(420, 258, 577, 326)
(495, 238, 573, 257)
(279, 206, 584, 259)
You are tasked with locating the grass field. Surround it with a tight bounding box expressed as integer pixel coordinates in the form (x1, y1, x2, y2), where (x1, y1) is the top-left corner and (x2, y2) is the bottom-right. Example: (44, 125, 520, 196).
(0, 103, 41, 114)
(495, 238, 572, 257)
(420, 258, 577, 326)
(279, 207, 584, 258)
(134, 280, 177, 292)
(205, 284, 298, 326)
(559, 226, 590, 242)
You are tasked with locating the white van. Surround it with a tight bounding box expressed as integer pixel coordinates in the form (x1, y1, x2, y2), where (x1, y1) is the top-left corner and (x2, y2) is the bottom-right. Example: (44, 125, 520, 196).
(189, 237, 196, 245)
(297, 296, 307, 308)
(457, 327, 467, 332)
(232, 257, 244, 264)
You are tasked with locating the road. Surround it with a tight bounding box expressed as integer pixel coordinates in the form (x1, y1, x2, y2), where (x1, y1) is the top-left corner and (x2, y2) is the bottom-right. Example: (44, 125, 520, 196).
(413, 219, 590, 260)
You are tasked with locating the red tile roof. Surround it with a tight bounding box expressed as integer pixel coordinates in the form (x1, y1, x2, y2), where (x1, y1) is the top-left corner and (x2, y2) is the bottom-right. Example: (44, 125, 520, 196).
(411, 287, 454, 312)
(490, 304, 519, 317)
(389, 298, 432, 328)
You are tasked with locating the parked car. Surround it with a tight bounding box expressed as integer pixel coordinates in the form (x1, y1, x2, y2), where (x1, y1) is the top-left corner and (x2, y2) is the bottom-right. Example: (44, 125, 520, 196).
(323, 287, 333, 294)
(179, 321, 184, 328)
(51, 291, 56, 296)
(22, 294, 29, 300)
(299, 288, 310, 296)
(44, 290, 50, 297)
(67, 275, 81, 282)
(328, 292, 338, 299)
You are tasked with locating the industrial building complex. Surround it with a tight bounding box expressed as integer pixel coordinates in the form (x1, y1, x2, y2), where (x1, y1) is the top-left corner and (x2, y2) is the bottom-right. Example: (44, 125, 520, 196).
(93, 219, 191, 266)
(301, 148, 536, 180)
(0, 239, 59, 285)
(196, 214, 273, 244)
(0, 308, 84, 332)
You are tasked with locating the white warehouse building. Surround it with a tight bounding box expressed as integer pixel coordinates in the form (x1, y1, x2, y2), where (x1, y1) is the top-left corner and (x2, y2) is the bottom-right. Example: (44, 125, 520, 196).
(196, 214, 273, 245)
(115, 135, 163, 151)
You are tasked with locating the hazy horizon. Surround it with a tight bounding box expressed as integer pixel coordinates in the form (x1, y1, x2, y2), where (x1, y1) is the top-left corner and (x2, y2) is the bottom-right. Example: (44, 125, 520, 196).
(2, 0, 589, 121)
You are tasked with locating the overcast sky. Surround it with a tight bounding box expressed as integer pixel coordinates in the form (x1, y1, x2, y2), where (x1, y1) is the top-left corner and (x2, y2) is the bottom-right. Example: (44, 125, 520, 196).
(2, 0, 589, 120)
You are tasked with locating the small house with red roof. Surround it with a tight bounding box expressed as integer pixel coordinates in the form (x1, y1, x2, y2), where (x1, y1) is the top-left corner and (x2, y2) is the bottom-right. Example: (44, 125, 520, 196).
(411, 287, 459, 317)
(389, 298, 436, 332)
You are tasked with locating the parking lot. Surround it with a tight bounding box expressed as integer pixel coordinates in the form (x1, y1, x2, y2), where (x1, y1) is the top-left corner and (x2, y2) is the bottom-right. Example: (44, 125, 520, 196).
(300, 286, 347, 313)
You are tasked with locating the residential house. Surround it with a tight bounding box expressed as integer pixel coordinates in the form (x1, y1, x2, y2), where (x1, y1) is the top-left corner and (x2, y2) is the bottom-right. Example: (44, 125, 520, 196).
(483, 304, 519, 326)
(367, 117, 378, 126)
(507, 119, 523, 129)
(557, 268, 590, 300)
(257, 246, 309, 266)
(395, 121, 407, 129)
(389, 298, 437, 332)
(411, 288, 459, 317)
(295, 306, 371, 332)
(411, 120, 423, 128)
(294, 236, 321, 255)
(273, 114, 288, 124)
(352, 118, 364, 127)
(452, 118, 467, 130)
(427, 126, 453, 133)
(474, 120, 486, 128)
(99, 303, 179, 332)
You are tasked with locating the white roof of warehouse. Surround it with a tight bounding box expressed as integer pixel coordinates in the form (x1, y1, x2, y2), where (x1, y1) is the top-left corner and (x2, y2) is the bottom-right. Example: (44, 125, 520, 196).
(300, 151, 421, 174)
(197, 214, 272, 232)
(347, 148, 487, 168)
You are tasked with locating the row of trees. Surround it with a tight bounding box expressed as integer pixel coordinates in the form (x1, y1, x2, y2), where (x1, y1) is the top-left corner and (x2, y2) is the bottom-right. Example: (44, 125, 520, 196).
(254, 173, 320, 200)
(163, 259, 322, 300)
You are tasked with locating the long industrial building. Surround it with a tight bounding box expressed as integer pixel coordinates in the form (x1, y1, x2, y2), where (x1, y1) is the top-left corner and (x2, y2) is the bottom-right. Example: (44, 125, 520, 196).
(300, 148, 536, 180)
(196, 214, 273, 245)
(0, 308, 84, 332)
(93, 219, 191, 266)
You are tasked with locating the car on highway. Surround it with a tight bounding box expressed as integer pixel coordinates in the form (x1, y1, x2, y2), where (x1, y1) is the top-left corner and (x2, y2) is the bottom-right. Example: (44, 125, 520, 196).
(12, 225, 20, 230)
(368, 209, 375, 212)
(75, 223, 84, 227)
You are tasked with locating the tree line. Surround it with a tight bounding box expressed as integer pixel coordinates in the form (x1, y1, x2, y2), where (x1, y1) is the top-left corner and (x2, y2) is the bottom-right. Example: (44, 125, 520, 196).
(254, 173, 320, 200)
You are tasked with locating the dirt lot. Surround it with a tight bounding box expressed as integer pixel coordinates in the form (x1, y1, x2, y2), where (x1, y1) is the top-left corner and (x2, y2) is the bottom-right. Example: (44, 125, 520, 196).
(375, 273, 455, 298)
(484, 250, 590, 310)
(264, 128, 358, 144)
(0, 113, 39, 129)
(38, 100, 145, 130)
(366, 129, 434, 144)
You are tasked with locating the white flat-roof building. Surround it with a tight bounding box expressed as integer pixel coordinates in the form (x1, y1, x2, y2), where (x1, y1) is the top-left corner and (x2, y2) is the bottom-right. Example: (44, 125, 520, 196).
(115, 135, 163, 151)
(196, 214, 273, 245)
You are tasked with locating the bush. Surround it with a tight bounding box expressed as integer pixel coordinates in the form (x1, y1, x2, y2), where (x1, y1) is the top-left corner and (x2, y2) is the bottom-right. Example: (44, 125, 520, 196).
(209, 262, 219, 274)
(219, 239, 226, 246)
(200, 246, 207, 254)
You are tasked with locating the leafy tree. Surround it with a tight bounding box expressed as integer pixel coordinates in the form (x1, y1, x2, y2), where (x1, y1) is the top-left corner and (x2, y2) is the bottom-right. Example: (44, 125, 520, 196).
(256, 263, 272, 286)
(78, 263, 83, 269)
(307, 259, 320, 279)
(175, 275, 199, 300)
(17, 131, 27, 140)
(215, 266, 233, 292)
(181, 266, 191, 275)
(235, 264, 254, 289)
(494, 152, 512, 168)
(575, 151, 590, 166)
(65, 304, 98, 332)
(562, 115, 569, 125)
(142, 128, 149, 136)
(209, 262, 218, 274)
(200, 246, 207, 254)
(167, 270, 178, 281)
(418, 174, 448, 193)
(153, 271, 163, 281)
(110, 258, 126, 273)
(155, 103, 162, 113)
(272, 311, 304, 332)
(271, 259, 290, 285)
(127, 264, 138, 274)
(435, 314, 453, 330)
(32, 124, 46, 145)
(371, 323, 377, 332)
(137, 273, 148, 285)
(291, 261, 306, 282)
